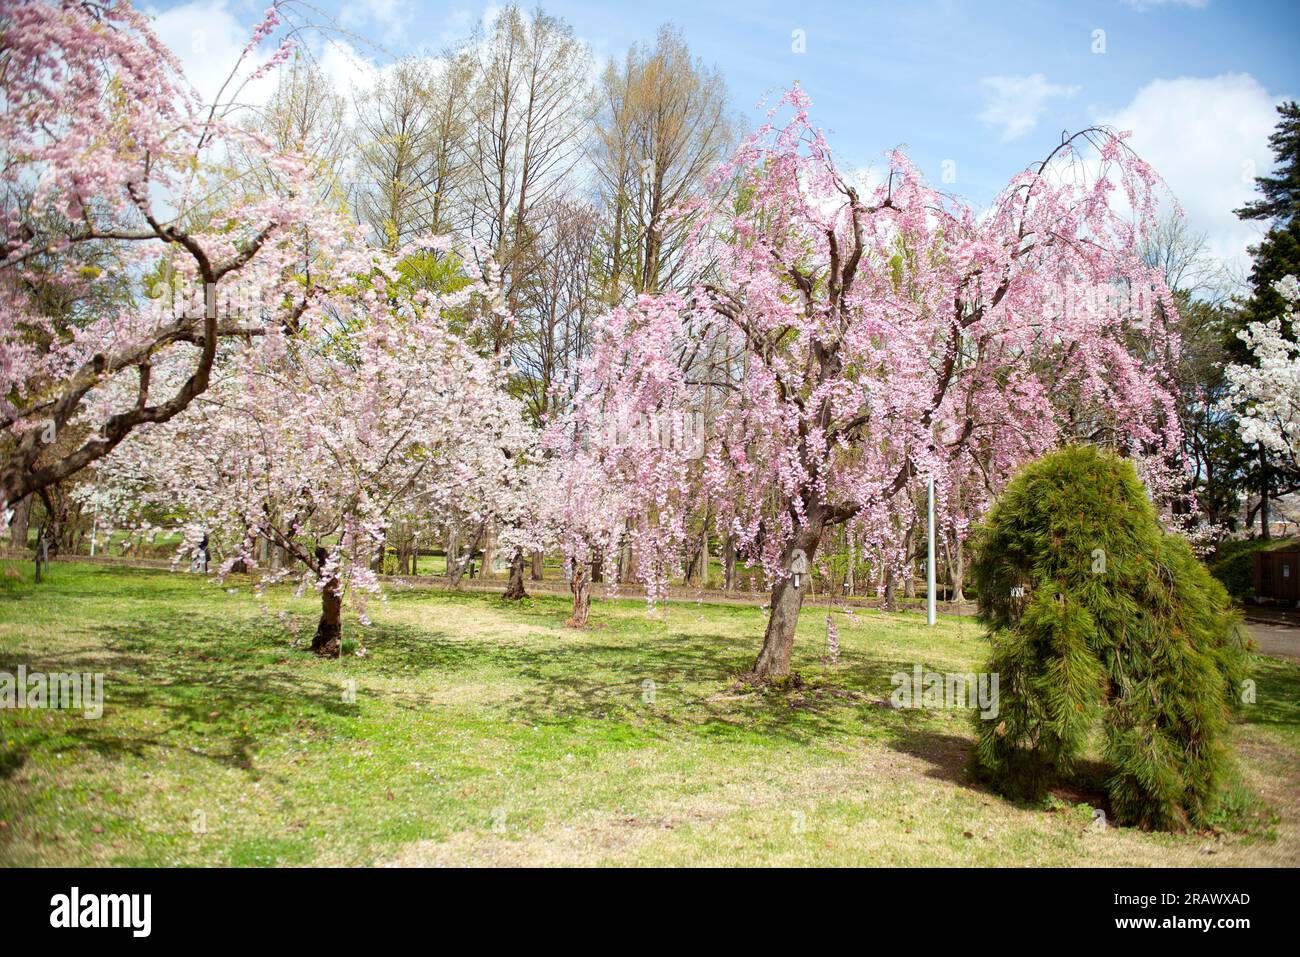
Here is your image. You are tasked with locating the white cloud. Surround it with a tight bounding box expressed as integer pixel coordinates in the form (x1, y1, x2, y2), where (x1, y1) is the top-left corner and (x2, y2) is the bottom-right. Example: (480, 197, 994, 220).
(339, 0, 413, 46)
(146, 1, 382, 115)
(978, 74, 1081, 141)
(1098, 73, 1283, 275)
(146, 0, 277, 107)
(317, 39, 381, 100)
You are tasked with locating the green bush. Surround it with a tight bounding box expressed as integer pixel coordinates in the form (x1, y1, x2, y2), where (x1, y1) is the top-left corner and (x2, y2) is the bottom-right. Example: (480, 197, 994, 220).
(1208, 536, 1300, 600)
(970, 446, 1251, 831)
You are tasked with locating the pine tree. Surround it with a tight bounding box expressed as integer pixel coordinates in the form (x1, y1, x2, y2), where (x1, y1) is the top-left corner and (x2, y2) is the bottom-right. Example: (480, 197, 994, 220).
(970, 446, 1251, 831)
(1235, 101, 1300, 225)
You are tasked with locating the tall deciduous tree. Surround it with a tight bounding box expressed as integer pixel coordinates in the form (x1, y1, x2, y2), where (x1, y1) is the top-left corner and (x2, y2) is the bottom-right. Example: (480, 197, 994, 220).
(353, 54, 472, 249)
(464, 5, 591, 348)
(592, 26, 734, 302)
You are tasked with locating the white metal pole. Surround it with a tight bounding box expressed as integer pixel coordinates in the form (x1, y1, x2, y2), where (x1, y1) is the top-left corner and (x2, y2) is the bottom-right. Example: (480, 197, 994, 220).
(927, 474, 937, 626)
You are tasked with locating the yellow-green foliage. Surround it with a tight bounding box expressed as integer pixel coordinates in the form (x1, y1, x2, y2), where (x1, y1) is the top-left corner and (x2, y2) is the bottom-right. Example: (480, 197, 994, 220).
(971, 446, 1251, 830)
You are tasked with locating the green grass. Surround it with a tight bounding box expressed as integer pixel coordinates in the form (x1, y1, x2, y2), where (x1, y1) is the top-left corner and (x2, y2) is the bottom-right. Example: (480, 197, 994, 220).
(1, 560, 1296, 866)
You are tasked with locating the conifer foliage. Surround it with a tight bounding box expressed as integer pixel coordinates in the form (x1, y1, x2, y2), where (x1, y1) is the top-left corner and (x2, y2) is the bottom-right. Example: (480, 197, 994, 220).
(970, 446, 1250, 830)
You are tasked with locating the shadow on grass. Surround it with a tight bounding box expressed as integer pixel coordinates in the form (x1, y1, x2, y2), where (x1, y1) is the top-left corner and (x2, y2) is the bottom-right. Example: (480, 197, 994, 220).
(0, 615, 365, 781)
(885, 727, 1113, 818)
(366, 591, 920, 743)
(0, 586, 1052, 781)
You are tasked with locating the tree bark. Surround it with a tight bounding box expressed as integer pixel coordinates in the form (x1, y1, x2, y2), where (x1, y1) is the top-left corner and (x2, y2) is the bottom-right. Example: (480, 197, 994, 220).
(447, 523, 485, 588)
(8, 495, 31, 550)
(752, 525, 821, 679)
(1260, 445, 1272, 540)
(312, 546, 342, 657)
(530, 549, 544, 580)
(882, 566, 897, 612)
(503, 547, 528, 600)
(37, 485, 67, 558)
(700, 518, 710, 589)
(619, 522, 633, 581)
(948, 534, 966, 603)
(567, 560, 591, 627)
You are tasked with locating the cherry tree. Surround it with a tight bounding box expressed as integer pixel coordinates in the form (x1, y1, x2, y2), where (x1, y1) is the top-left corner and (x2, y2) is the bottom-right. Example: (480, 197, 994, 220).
(0, 0, 340, 513)
(585, 90, 1184, 678)
(520, 455, 625, 625)
(88, 242, 533, 654)
(1223, 276, 1300, 466)
(530, 293, 702, 625)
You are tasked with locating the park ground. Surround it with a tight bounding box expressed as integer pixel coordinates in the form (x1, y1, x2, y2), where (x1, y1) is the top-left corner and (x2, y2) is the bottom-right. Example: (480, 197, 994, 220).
(1, 561, 1297, 867)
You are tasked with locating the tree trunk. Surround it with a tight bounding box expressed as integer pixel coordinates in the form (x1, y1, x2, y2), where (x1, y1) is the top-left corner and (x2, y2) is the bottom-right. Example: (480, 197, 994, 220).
(37, 486, 67, 558)
(700, 518, 710, 588)
(1260, 446, 1272, 540)
(590, 546, 603, 583)
(882, 566, 897, 612)
(447, 524, 485, 588)
(724, 532, 737, 592)
(8, 495, 31, 550)
(752, 526, 821, 679)
(948, 535, 966, 603)
(481, 531, 496, 580)
(503, 547, 528, 600)
(530, 549, 544, 580)
(619, 523, 632, 581)
(312, 547, 342, 658)
(447, 526, 460, 577)
(683, 542, 699, 585)
(567, 560, 591, 627)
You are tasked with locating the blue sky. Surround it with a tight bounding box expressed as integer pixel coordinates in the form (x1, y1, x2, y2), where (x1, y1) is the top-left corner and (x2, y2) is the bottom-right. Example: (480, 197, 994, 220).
(146, 0, 1300, 274)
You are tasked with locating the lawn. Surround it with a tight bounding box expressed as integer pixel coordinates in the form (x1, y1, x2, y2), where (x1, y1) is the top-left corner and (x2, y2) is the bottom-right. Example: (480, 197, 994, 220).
(1, 560, 1297, 867)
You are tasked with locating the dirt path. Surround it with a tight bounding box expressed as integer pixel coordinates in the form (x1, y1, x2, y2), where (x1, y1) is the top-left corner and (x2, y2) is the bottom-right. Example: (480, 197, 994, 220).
(1245, 621, 1300, 663)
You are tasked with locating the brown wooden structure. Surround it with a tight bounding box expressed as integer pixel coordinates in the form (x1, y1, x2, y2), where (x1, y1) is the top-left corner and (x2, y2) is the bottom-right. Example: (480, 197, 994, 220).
(1254, 550, 1300, 603)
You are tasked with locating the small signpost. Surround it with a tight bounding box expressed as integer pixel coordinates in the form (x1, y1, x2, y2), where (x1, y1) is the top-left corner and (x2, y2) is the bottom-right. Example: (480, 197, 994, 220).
(789, 548, 809, 590)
